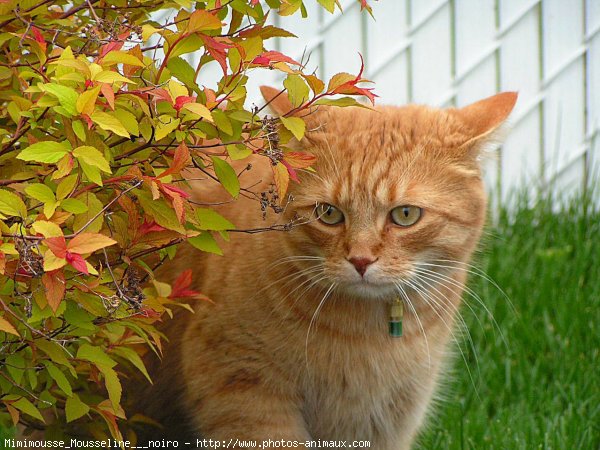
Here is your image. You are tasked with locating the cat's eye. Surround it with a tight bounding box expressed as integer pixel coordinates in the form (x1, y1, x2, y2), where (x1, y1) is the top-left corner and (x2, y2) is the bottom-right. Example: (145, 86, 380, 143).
(316, 203, 344, 225)
(390, 205, 422, 227)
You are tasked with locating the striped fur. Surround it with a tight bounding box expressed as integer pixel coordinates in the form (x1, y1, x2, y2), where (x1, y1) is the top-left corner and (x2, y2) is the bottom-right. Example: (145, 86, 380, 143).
(135, 91, 517, 449)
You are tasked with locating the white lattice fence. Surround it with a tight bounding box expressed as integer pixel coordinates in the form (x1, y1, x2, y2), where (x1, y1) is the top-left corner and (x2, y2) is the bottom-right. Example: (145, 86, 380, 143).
(265, 0, 600, 205)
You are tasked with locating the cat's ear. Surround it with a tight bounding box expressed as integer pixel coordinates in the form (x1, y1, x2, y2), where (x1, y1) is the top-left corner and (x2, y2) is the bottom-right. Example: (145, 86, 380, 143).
(455, 91, 518, 151)
(260, 86, 295, 116)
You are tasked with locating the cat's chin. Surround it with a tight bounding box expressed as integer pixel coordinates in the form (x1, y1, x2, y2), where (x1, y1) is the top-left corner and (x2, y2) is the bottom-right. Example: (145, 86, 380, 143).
(339, 280, 400, 300)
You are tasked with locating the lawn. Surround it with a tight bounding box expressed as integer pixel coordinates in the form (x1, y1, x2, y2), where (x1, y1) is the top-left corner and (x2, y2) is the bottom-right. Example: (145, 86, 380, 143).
(417, 192, 600, 449)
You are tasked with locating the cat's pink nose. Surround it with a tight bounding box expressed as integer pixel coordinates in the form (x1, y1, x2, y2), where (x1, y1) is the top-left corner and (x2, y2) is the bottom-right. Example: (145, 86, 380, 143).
(348, 257, 377, 276)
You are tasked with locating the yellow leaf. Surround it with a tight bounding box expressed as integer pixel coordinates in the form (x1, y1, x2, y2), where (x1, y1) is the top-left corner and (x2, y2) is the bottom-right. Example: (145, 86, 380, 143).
(0, 316, 20, 337)
(93, 71, 134, 84)
(72, 146, 111, 173)
(182, 102, 214, 123)
(43, 249, 67, 272)
(187, 9, 223, 32)
(67, 232, 117, 254)
(102, 51, 145, 67)
(142, 24, 161, 41)
(76, 86, 101, 116)
(272, 162, 290, 201)
(32, 220, 63, 238)
(90, 111, 129, 138)
(279, 116, 306, 141)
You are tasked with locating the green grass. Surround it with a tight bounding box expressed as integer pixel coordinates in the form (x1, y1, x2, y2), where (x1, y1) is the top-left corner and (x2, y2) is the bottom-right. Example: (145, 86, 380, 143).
(417, 191, 600, 449)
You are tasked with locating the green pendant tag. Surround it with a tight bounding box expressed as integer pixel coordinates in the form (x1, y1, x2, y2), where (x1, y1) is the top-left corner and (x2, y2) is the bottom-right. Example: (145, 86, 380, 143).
(389, 298, 404, 337)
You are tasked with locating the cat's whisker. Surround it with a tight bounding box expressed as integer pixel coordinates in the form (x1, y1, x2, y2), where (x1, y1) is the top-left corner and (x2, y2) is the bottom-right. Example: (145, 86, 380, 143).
(403, 278, 481, 398)
(414, 269, 487, 339)
(425, 259, 516, 314)
(304, 282, 337, 372)
(394, 282, 431, 371)
(406, 277, 482, 391)
(414, 266, 508, 349)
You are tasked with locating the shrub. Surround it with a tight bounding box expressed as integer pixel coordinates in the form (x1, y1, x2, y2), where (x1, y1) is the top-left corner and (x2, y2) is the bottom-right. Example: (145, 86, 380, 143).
(0, 0, 374, 441)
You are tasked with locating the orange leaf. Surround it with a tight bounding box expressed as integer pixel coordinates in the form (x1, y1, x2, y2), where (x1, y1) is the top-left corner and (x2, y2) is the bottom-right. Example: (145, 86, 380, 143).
(158, 141, 190, 178)
(45, 236, 67, 258)
(42, 270, 65, 313)
(67, 233, 117, 254)
(100, 83, 115, 110)
(284, 151, 316, 170)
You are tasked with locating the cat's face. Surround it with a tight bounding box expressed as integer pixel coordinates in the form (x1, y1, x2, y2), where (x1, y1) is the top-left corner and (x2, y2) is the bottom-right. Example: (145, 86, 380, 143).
(262, 90, 517, 300)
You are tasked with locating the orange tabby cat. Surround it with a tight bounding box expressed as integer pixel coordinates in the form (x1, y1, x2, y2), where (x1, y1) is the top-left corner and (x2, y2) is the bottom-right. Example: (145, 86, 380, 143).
(133, 88, 517, 449)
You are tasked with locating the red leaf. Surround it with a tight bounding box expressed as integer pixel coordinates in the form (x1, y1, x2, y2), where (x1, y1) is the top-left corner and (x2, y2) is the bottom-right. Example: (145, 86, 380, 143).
(174, 96, 195, 112)
(161, 183, 190, 199)
(31, 26, 46, 51)
(200, 35, 233, 75)
(82, 114, 94, 129)
(45, 236, 67, 258)
(281, 159, 299, 182)
(145, 87, 174, 105)
(329, 54, 377, 105)
(169, 269, 204, 299)
(98, 41, 124, 59)
(66, 252, 88, 275)
(41, 270, 65, 313)
(252, 51, 300, 67)
(138, 220, 166, 236)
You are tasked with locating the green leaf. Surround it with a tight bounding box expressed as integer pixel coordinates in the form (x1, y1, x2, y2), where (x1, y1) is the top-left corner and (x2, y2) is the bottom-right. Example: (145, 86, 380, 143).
(138, 192, 185, 233)
(71, 120, 86, 141)
(42, 83, 78, 116)
(44, 361, 73, 397)
(6, 354, 25, 385)
(73, 192, 104, 233)
(98, 365, 122, 412)
(313, 97, 366, 108)
(25, 183, 55, 203)
(78, 160, 103, 186)
(17, 141, 71, 163)
(284, 74, 310, 107)
(76, 344, 117, 369)
(35, 340, 76, 376)
(188, 231, 223, 255)
(65, 394, 89, 423)
(11, 397, 45, 423)
(56, 174, 78, 200)
(114, 109, 139, 136)
(167, 57, 198, 93)
(72, 146, 111, 173)
(196, 208, 235, 231)
(212, 110, 233, 136)
(211, 157, 240, 198)
(317, 0, 336, 12)
(226, 144, 251, 160)
(90, 111, 129, 138)
(111, 347, 152, 384)
(0, 189, 27, 218)
(279, 116, 306, 141)
(60, 198, 88, 214)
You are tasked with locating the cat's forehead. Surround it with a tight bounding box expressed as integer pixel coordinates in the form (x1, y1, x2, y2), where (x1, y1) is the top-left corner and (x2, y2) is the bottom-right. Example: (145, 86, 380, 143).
(295, 105, 472, 211)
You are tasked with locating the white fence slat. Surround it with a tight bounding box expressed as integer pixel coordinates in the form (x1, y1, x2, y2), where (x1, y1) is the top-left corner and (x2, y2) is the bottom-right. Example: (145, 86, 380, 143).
(411, 4, 453, 104)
